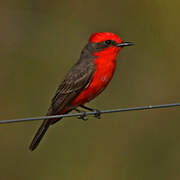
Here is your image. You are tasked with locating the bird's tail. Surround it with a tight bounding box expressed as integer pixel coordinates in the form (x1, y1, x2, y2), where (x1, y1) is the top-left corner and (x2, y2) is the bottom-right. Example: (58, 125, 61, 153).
(29, 119, 51, 151)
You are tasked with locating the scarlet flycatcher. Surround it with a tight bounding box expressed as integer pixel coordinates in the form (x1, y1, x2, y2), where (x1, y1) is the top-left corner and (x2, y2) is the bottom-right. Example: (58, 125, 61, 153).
(29, 32, 133, 151)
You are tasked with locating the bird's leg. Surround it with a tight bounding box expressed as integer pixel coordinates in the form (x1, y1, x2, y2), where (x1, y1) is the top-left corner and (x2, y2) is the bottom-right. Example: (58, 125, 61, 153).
(79, 105, 101, 119)
(74, 108, 88, 121)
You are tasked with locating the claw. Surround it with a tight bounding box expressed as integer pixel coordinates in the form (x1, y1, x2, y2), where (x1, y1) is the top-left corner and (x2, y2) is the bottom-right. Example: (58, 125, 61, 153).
(94, 110, 101, 119)
(78, 112, 88, 121)
(79, 105, 101, 119)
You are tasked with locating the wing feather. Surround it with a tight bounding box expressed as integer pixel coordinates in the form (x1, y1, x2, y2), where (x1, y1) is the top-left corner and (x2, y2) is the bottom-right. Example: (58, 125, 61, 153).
(47, 60, 94, 115)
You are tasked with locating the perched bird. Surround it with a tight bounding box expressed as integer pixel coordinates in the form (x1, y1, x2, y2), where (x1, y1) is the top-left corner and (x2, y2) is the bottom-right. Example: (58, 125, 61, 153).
(29, 32, 133, 151)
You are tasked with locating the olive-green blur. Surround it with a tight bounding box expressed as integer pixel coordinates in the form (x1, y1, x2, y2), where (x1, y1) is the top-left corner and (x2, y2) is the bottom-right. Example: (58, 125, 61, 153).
(0, 0, 180, 179)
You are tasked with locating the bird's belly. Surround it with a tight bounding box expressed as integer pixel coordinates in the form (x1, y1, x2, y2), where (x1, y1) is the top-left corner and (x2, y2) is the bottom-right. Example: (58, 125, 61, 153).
(71, 61, 116, 107)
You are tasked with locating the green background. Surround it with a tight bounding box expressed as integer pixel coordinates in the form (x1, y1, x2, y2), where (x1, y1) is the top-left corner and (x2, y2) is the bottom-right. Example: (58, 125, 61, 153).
(0, 0, 180, 179)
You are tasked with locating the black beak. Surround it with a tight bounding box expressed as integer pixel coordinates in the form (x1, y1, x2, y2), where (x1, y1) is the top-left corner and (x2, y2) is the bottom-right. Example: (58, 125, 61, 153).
(117, 41, 134, 47)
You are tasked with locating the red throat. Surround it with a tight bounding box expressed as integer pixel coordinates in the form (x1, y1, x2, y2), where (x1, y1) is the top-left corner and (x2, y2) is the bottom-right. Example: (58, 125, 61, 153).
(93, 46, 120, 59)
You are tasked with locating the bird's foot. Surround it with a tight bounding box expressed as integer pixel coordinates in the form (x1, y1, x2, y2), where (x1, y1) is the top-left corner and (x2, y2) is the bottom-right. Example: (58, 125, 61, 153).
(80, 105, 101, 119)
(74, 108, 88, 121)
(78, 111, 88, 121)
(94, 109, 101, 119)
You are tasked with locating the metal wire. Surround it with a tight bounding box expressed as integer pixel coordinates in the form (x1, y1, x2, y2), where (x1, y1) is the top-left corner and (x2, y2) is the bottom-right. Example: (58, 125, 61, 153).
(0, 102, 180, 124)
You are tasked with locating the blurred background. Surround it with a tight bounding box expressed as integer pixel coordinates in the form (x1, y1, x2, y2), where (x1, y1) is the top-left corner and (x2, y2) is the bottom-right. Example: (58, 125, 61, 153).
(0, 0, 180, 179)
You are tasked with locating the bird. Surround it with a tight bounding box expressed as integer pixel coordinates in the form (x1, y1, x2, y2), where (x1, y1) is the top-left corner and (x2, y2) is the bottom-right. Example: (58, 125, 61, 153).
(29, 32, 133, 151)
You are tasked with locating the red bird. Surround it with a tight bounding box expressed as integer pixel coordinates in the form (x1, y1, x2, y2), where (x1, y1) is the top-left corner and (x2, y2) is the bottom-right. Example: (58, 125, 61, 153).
(29, 32, 133, 151)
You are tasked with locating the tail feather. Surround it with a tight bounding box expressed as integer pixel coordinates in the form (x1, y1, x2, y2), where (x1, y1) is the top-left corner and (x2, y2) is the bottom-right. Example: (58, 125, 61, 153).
(29, 119, 50, 151)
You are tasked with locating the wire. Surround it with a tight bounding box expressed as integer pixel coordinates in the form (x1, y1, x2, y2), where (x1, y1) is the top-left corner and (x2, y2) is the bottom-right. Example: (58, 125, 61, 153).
(0, 102, 180, 124)
(1, 102, 180, 124)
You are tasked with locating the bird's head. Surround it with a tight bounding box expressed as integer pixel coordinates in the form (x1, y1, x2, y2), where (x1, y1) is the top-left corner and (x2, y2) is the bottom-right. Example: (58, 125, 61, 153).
(88, 32, 133, 57)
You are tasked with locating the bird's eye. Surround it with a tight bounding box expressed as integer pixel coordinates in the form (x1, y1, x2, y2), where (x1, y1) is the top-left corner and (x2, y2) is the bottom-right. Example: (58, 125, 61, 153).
(105, 40, 112, 45)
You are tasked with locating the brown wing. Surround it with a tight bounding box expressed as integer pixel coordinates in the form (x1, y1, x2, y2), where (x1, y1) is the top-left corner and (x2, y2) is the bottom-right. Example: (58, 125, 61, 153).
(47, 60, 95, 116)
